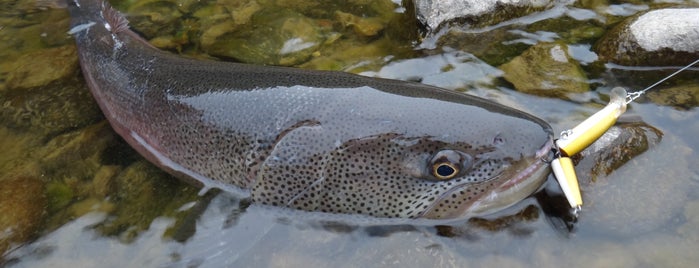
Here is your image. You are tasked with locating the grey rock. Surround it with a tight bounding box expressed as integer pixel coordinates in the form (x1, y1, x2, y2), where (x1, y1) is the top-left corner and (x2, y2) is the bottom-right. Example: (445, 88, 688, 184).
(595, 8, 699, 66)
(414, 0, 556, 31)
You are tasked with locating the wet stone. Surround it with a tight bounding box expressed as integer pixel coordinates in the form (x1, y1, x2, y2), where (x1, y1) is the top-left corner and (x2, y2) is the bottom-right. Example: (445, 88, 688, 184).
(0, 174, 46, 255)
(646, 84, 699, 109)
(335, 11, 385, 38)
(98, 160, 199, 242)
(124, 0, 183, 39)
(594, 8, 699, 66)
(0, 75, 102, 137)
(5, 45, 78, 90)
(91, 165, 122, 199)
(573, 122, 663, 183)
(499, 42, 589, 98)
(38, 123, 116, 176)
(414, 0, 555, 31)
(203, 9, 326, 66)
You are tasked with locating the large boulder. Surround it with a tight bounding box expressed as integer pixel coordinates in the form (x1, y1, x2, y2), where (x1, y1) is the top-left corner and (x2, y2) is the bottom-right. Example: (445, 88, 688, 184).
(595, 8, 699, 66)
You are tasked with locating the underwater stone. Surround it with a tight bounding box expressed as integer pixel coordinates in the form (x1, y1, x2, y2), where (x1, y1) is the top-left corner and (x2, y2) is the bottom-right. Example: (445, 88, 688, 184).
(646, 84, 699, 109)
(335, 11, 385, 37)
(0, 75, 102, 139)
(204, 9, 325, 66)
(573, 122, 663, 183)
(499, 42, 589, 98)
(594, 8, 699, 66)
(39, 123, 115, 173)
(91, 165, 122, 199)
(5, 45, 78, 90)
(0, 173, 46, 255)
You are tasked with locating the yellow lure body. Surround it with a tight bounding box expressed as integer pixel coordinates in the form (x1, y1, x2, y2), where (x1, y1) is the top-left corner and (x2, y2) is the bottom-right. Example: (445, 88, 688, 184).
(553, 87, 628, 209)
(551, 157, 583, 208)
(556, 87, 628, 157)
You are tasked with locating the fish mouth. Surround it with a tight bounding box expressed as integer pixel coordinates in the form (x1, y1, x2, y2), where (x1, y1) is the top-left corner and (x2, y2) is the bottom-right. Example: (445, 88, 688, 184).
(465, 136, 554, 216)
(419, 136, 554, 219)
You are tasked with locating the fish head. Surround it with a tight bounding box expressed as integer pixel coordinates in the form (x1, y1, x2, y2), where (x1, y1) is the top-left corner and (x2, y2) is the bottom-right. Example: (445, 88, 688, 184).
(254, 89, 554, 221)
(321, 121, 553, 221)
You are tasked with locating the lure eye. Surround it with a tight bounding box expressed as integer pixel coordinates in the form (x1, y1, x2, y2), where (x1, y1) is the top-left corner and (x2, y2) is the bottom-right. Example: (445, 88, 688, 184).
(429, 150, 472, 181)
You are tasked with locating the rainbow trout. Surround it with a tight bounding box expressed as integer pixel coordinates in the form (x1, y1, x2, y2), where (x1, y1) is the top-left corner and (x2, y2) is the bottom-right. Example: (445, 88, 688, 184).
(66, 0, 553, 220)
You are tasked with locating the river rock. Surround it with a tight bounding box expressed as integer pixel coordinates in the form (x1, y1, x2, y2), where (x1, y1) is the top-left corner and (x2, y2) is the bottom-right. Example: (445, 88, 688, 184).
(5, 45, 78, 90)
(414, 0, 556, 31)
(0, 75, 102, 137)
(204, 8, 326, 66)
(125, 0, 183, 39)
(573, 122, 663, 183)
(0, 173, 46, 255)
(594, 8, 699, 66)
(39, 123, 115, 176)
(645, 84, 699, 109)
(499, 42, 589, 98)
(99, 160, 199, 242)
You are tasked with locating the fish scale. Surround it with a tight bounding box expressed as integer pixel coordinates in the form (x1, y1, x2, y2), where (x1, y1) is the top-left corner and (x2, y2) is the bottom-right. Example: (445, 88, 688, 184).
(67, 0, 554, 221)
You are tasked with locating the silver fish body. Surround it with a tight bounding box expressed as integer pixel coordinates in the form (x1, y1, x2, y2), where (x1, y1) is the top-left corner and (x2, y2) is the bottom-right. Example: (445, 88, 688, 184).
(67, 0, 553, 220)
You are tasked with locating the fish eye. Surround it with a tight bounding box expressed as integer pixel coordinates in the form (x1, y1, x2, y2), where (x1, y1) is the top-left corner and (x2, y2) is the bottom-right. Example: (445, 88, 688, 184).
(429, 150, 472, 181)
(433, 162, 458, 180)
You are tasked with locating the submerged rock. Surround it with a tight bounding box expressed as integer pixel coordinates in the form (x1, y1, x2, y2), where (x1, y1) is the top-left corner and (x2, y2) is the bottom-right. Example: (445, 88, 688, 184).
(0, 171, 46, 255)
(645, 84, 699, 109)
(414, 0, 556, 31)
(573, 122, 663, 183)
(5, 45, 78, 90)
(97, 160, 199, 242)
(125, 0, 184, 39)
(595, 8, 699, 66)
(335, 11, 385, 38)
(204, 9, 326, 66)
(499, 42, 589, 98)
(0, 74, 102, 138)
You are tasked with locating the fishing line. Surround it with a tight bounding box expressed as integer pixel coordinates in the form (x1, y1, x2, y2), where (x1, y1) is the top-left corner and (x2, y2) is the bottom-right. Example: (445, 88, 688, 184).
(552, 58, 699, 213)
(626, 58, 699, 104)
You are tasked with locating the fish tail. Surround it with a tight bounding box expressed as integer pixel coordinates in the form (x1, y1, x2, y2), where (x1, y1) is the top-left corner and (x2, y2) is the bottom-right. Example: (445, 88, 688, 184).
(61, 0, 130, 34)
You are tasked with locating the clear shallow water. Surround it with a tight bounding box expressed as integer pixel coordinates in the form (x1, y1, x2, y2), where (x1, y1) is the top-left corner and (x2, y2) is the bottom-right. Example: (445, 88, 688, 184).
(1, 0, 699, 267)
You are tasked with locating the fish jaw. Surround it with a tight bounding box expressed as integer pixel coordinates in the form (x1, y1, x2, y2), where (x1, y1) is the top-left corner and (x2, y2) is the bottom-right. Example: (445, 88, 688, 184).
(418, 136, 553, 219)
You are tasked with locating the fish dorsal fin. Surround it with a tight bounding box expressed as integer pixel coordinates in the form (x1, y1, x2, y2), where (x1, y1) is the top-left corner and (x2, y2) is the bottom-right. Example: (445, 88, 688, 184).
(101, 1, 129, 34)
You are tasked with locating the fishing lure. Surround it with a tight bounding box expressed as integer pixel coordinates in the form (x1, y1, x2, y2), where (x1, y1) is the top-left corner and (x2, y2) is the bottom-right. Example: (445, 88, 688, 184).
(553, 58, 699, 212)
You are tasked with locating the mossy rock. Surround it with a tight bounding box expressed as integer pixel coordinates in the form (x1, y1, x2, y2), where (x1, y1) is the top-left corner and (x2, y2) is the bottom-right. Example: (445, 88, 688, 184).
(204, 8, 326, 66)
(646, 84, 699, 110)
(5, 45, 78, 90)
(0, 174, 46, 255)
(0, 75, 102, 138)
(97, 160, 199, 242)
(499, 42, 589, 98)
